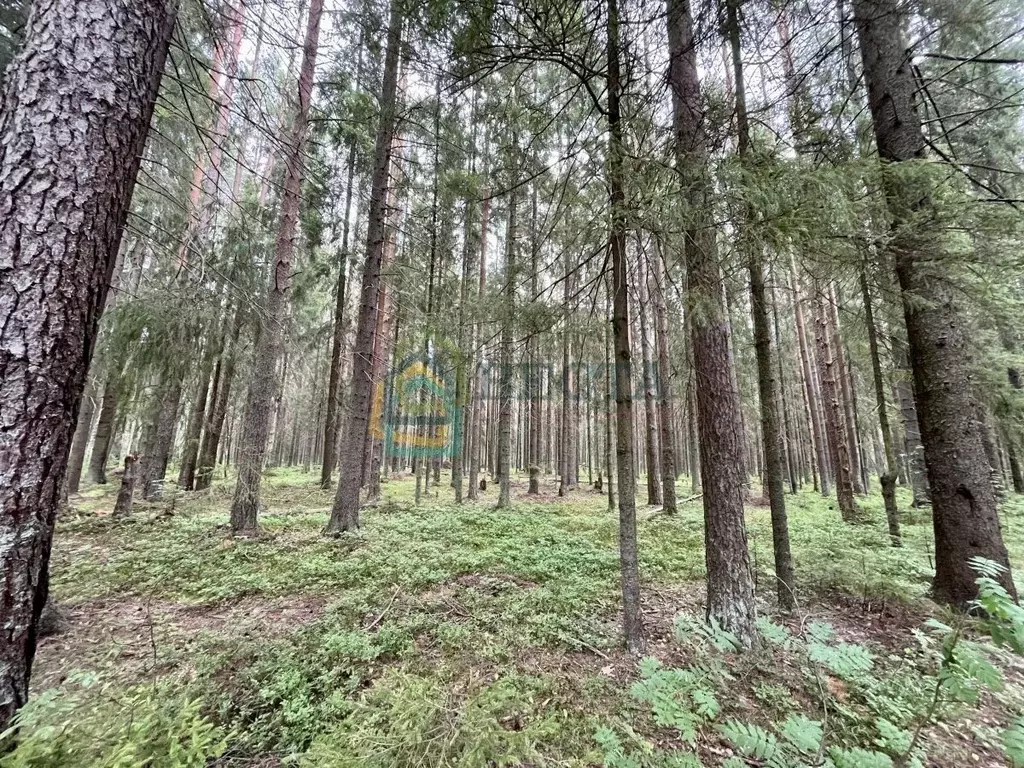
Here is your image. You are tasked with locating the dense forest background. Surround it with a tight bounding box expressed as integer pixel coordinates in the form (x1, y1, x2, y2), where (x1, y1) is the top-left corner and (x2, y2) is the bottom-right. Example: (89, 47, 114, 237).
(2, 0, 1024, 764)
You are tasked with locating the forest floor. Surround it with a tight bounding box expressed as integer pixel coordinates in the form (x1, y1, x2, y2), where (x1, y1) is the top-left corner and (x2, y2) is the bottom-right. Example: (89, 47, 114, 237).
(19, 469, 1024, 766)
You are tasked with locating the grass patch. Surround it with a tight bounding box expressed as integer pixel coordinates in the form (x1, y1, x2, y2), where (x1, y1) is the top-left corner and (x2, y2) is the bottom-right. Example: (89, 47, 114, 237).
(22, 470, 1024, 765)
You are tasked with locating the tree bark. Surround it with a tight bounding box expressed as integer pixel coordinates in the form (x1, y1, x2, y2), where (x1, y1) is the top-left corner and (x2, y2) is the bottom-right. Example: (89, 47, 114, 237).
(814, 286, 857, 520)
(0, 0, 175, 728)
(230, 0, 322, 536)
(326, 2, 402, 534)
(497, 146, 517, 509)
(88, 366, 121, 485)
(861, 267, 901, 544)
(112, 454, 138, 520)
(853, 0, 1016, 605)
(651, 238, 678, 513)
(66, 377, 99, 493)
(467, 192, 490, 501)
(609, 0, 644, 653)
(725, 0, 794, 610)
(667, 0, 756, 648)
(637, 246, 662, 507)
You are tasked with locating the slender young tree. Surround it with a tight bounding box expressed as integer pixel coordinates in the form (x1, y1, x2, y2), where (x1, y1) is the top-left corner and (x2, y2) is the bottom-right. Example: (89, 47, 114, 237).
(725, 0, 794, 610)
(230, 0, 323, 536)
(0, 0, 176, 728)
(326, 2, 403, 534)
(608, 0, 644, 654)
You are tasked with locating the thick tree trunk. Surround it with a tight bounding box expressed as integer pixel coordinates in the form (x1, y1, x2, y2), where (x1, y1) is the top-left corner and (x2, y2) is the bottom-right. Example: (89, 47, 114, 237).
(0, 0, 175, 728)
(853, 0, 1016, 605)
(230, 0, 322, 536)
(608, 0, 644, 653)
(668, 0, 756, 648)
(326, 3, 402, 534)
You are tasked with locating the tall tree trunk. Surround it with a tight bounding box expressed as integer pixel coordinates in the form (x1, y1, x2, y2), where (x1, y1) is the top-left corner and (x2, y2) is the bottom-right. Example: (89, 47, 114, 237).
(320, 152, 355, 488)
(814, 286, 857, 520)
(667, 0, 756, 648)
(326, 3, 402, 534)
(0, 0, 175, 728)
(637, 245, 662, 506)
(861, 267, 901, 544)
(608, 0, 644, 653)
(829, 284, 865, 494)
(497, 167, 517, 510)
(853, 0, 1016, 605)
(725, 0, 794, 610)
(178, 331, 219, 490)
(605, 279, 616, 511)
(467, 191, 490, 501)
(138, 372, 183, 500)
(793, 268, 829, 496)
(892, 337, 929, 506)
(651, 238, 678, 513)
(230, 0, 322, 535)
(195, 304, 243, 491)
(66, 377, 99, 493)
(88, 368, 120, 484)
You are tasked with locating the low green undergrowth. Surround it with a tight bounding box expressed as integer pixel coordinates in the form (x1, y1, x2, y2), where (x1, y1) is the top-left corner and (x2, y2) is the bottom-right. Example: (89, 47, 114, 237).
(18, 472, 1024, 765)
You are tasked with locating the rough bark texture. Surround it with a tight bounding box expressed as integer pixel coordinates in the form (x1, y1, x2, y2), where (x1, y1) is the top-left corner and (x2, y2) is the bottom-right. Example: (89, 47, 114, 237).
(609, 0, 644, 653)
(814, 288, 857, 520)
(853, 0, 1016, 605)
(326, 3, 402, 534)
(668, 0, 756, 648)
(0, 0, 175, 728)
(230, 0, 322, 535)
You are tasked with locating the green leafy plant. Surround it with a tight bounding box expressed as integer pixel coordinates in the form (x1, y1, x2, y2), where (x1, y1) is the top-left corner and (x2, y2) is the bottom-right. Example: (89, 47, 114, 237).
(0, 673, 227, 767)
